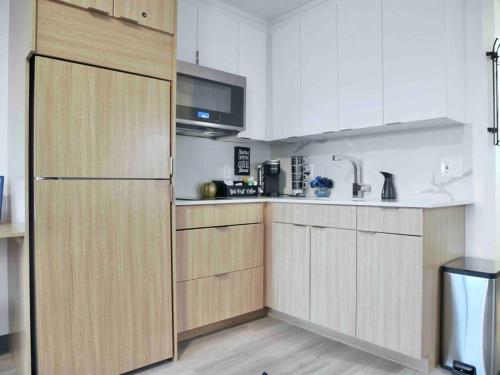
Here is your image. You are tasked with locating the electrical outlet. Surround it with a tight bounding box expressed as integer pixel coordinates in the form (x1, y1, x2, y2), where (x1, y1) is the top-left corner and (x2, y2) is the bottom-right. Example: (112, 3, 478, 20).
(441, 157, 463, 178)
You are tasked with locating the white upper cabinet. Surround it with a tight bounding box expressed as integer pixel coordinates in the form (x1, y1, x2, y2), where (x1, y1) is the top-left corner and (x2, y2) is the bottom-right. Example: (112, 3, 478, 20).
(383, 0, 447, 124)
(300, 0, 338, 136)
(238, 24, 268, 141)
(177, 0, 465, 141)
(198, 6, 239, 74)
(271, 17, 301, 140)
(177, 0, 198, 64)
(338, 0, 383, 130)
(176, 0, 268, 141)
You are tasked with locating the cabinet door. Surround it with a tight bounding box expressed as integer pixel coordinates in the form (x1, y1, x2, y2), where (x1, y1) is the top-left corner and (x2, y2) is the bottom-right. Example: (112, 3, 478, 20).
(177, 0, 198, 63)
(310, 227, 356, 336)
(383, 0, 446, 124)
(357, 232, 423, 358)
(197, 7, 238, 73)
(271, 17, 301, 140)
(34, 180, 173, 375)
(114, 0, 175, 34)
(338, 0, 383, 130)
(300, 0, 338, 136)
(34, 57, 171, 179)
(53, 0, 113, 15)
(38, 0, 174, 80)
(266, 223, 310, 320)
(238, 23, 268, 141)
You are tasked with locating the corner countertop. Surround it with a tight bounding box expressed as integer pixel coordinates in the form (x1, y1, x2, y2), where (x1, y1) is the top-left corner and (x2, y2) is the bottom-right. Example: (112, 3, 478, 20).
(175, 196, 474, 209)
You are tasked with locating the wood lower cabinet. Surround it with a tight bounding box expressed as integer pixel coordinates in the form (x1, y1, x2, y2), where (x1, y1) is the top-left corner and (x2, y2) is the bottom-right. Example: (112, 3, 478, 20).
(177, 267, 264, 332)
(266, 203, 465, 370)
(52, 0, 113, 14)
(176, 204, 265, 337)
(34, 180, 173, 375)
(114, 0, 175, 34)
(310, 227, 356, 336)
(266, 222, 310, 321)
(34, 57, 171, 179)
(356, 231, 423, 358)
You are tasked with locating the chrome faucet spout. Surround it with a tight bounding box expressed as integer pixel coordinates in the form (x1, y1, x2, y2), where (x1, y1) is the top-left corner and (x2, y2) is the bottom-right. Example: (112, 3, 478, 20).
(332, 155, 360, 184)
(332, 154, 371, 200)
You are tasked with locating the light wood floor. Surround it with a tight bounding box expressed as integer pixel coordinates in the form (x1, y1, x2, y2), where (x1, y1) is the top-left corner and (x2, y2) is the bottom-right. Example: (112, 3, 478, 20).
(141, 317, 448, 375)
(0, 317, 450, 375)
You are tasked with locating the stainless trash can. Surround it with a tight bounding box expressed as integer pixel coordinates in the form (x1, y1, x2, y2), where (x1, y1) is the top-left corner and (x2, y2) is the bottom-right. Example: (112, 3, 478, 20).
(441, 257, 500, 375)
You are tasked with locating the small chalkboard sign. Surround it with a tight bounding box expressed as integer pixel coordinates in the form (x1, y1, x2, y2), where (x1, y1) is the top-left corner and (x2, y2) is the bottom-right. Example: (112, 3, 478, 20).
(234, 147, 250, 176)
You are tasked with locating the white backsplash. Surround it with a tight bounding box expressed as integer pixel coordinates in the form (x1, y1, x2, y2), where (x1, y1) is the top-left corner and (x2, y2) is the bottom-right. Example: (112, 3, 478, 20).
(175, 135, 272, 197)
(177, 124, 473, 202)
(271, 124, 474, 202)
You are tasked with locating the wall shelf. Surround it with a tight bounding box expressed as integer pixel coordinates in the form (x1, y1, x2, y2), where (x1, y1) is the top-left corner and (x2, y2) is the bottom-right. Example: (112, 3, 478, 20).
(0, 224, 25, 239)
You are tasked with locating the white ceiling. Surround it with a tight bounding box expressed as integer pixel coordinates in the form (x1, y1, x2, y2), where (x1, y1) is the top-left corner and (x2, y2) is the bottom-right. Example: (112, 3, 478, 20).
(216, 0, 316, 21)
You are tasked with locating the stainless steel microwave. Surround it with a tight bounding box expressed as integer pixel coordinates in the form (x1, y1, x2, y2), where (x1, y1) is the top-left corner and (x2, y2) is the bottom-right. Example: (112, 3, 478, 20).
(176, 61, 246, 138)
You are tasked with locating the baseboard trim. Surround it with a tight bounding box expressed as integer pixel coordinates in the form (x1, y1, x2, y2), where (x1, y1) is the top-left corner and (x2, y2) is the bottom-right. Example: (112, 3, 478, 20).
(178, 309, 267, 342)
(0, 334, 9, 355)
(268, 310, 430, 374)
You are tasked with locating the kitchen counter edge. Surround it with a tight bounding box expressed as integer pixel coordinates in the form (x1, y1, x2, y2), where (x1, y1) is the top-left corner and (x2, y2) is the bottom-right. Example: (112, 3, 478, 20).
(175, 197, 474, 209)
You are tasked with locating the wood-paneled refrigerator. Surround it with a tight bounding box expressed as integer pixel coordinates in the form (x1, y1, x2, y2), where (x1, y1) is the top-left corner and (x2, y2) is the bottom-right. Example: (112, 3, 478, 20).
(31, 56, 174, 375)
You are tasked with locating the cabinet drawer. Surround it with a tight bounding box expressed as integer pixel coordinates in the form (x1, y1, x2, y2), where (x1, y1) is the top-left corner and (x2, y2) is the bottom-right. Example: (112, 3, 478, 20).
(357, 207, 423, 236)
(176, 224, 264, 281)
(177, 267, 264, 332)
(269, 203, 356, 230)
(176, 204, 264, 229)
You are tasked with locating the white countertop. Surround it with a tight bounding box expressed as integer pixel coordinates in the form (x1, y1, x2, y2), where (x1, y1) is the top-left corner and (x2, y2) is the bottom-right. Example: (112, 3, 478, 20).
(176, 196, 474, 209)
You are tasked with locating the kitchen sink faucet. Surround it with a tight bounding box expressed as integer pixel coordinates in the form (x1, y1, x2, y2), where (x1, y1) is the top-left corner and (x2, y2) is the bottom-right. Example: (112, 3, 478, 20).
(332, 155, 371, 200)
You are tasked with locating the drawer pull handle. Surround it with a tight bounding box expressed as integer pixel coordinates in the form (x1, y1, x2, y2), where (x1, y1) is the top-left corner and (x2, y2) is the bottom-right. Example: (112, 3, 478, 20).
(142, 11, 148, 18)
(87, 6, 110, 15)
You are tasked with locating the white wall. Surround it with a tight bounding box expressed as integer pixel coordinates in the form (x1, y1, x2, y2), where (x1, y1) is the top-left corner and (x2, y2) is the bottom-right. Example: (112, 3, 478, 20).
(8, 0, 30, 226)
(495, 0, 500, 260)
(271, 124, 473, 201)
(0, 0, 10, 336)
(464, 0, 498, 261)
(176, 136, 271, 197)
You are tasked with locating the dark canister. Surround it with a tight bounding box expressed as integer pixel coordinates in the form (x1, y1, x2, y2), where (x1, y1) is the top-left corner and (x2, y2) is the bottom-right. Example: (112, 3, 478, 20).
(380, 171, 396, 201)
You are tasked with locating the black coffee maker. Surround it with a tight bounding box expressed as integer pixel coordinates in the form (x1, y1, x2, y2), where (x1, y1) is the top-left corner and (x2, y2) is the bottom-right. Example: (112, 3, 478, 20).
(258, 160, 281, 197)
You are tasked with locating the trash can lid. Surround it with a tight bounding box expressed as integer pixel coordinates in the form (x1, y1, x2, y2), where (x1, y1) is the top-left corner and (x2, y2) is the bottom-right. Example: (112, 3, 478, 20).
(443, 257, 500, 279)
